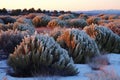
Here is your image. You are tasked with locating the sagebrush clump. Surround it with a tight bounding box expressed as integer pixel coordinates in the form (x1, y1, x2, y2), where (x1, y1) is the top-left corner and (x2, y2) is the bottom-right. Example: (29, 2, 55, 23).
(58, 14, 75, 20)
(57, 29, 100, 63)
(84, 24, 120, 53)
(87, 16, 101, 25)
(17, 17, 34, 26)
(99, 14, 109, 20)
(0, 19, 4, 24)
(0, 16, 16, 24)
(108, 15, 119, 20)
(47, 19, 67, 28)
(79, 14, 89, 20)
(32, 15, 51, 27)
(104, 22, 120, 36)
(0, 30, 28, 56)
(8, 34, 78, 76)
(0, 23, 13, 31)
(67, 19, 88, 28)
(13, 22, 35, 35)
(26, 13, 36, 19)
(50, 27, 65, 40)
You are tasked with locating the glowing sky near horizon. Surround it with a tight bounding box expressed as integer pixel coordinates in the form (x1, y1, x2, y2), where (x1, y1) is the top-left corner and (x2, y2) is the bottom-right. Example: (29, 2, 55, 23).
(0, 0, 120, 11)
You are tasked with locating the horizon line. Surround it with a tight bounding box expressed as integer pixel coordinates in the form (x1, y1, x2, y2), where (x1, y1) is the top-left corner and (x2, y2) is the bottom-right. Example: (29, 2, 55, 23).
(1, 8, 120, 12)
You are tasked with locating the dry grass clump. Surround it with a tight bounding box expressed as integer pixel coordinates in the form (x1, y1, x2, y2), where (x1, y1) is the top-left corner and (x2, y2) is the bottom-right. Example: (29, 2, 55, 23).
(57, 29, 100, 63)
(0, 30, 28, 56)
(67, 19, 88, 28)
(87, 16, 101, 25)
(7, 34, 78, 77)
(47, 19, 67, 29)
(84, 24, 120, 53)
(58, 14, 75, 20)
(32, 15, 51, 27)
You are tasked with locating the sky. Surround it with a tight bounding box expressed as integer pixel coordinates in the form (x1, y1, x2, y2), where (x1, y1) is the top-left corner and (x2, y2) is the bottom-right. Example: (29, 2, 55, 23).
(0, 0, 120, 11)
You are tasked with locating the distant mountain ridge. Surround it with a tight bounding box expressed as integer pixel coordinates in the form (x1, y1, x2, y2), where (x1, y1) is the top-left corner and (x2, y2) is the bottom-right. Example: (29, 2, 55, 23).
(74, 10, 120, 15)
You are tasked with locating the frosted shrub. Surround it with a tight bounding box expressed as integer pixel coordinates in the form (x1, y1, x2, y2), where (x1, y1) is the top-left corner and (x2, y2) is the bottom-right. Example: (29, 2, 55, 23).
(97, 20, 111, 25)
(0, 23, 13, 31)
(68, 19, 88, 28)
(99, 14, 109, 20)
(57, 29, 100, 63)
(17, 17, 34, 26)
(13, 22, 35, 35)
(0, 16, 16, 24)
(0, 19, 4, 24)
(50, 27, 65, 40)
(108, 15, 119, 20)
(79, 14, 89, 20)
(87, 16, 101, 25)
(8, 34, 78, 76)
(32, 15, 51, 27)
(104, 22, 120, 36)
(58, 14, 75, 20)
(26, 13, 36, 19)
(0, 30, 28, 56)
(84, 24, 120, 53)
(47, 19, 67, 28)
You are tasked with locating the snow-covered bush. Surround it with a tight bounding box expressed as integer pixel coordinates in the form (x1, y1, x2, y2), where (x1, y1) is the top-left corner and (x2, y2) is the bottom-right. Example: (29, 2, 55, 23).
(87, 17, 101, 25)
(0, 30, 28, 56)
(47, 19, 67, 28)
(67, 19, 88, 28)
(32, 15, 51, 27)
(13, 22, 35, 35)
(8, 34, 78, 76)
(57, 29, 100, 63)
(58, 14, 75, 20)
(84, 24, 120, 53)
